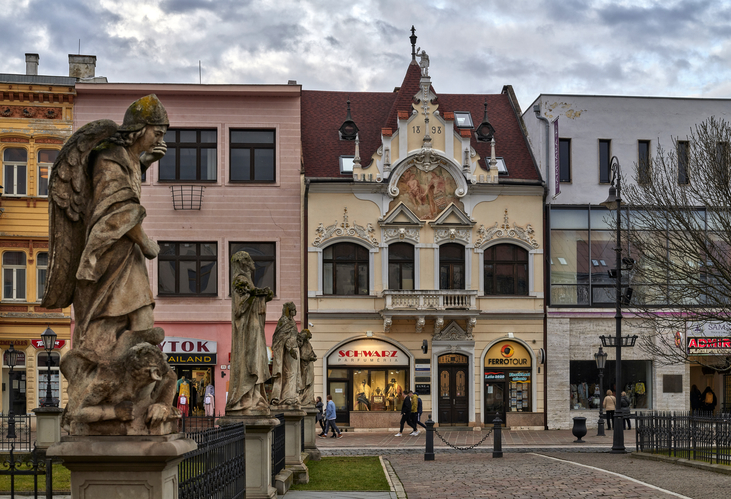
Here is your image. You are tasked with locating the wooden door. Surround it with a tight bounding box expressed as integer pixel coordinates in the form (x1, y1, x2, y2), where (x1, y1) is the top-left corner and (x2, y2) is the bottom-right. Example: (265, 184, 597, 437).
(438, 364, 469, 425)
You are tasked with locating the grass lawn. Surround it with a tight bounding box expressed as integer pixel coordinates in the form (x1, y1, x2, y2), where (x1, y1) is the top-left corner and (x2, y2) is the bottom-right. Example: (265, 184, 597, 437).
(290, 456, 390, 491)
(0, 463, 71, 492)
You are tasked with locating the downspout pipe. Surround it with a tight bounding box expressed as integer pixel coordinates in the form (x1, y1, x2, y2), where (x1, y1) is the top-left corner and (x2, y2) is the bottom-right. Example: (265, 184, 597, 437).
(533, 102, 550, 430)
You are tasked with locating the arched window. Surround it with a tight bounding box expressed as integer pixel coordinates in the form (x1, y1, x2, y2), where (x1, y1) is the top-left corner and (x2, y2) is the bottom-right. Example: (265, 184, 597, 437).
(3, 252, 26, 301)
(388, 243, 414, 290)
(484, 244, 528, 295)
(439, 243, 465, 290)
(323, 242, 369, 295)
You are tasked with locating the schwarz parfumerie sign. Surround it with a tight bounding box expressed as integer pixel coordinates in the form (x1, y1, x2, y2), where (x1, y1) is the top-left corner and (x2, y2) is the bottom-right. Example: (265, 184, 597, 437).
(159, 337, 217, 365)
(328, 339, 409, 366)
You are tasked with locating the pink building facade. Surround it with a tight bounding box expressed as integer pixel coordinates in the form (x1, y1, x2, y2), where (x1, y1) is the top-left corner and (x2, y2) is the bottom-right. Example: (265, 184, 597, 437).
(74, 83, 303, 414)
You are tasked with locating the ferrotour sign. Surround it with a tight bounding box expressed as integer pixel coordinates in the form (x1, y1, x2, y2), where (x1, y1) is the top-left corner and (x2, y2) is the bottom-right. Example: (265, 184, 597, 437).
(328, 339, 409, 366)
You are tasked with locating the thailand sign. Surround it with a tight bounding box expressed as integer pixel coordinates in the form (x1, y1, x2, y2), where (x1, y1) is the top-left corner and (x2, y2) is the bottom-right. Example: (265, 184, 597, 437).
(158, 337, 217, 354)
(328, 339, 409, 366)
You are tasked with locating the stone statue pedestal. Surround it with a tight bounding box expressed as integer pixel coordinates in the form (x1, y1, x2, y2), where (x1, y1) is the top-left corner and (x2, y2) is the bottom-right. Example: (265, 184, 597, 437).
(281, 409, 309, 484)
(219, 414, 280, 499)
(32, 407, 63, 450)
(47, 433, 196, 499)
(302, 406, 321, 461)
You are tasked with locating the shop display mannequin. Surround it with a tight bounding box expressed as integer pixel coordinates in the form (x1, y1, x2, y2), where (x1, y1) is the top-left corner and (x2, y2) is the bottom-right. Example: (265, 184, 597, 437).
(177, 375, 190, 417)
(204, 383, 215, 417)
(355, 380, 372, 410)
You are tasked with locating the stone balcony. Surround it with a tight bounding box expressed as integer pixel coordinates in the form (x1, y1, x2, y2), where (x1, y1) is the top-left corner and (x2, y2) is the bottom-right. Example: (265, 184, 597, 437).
(381, 289, 480, 333)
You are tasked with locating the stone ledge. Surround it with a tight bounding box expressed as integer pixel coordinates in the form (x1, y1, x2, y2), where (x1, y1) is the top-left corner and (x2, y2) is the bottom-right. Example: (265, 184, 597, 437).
(632, 451, 731, 475)
(274, 468, 293, 495)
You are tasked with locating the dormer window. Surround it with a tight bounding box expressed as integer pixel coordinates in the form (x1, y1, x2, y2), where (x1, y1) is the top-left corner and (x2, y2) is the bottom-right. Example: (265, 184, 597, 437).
(484, 157, 508, 175)
(339, 155, 355, 173)
(339, 99, 359, 140)
(454, 111, 473, 129)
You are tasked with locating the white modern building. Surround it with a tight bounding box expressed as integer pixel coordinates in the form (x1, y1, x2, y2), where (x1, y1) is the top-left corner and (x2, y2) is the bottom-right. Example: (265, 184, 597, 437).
(523, 94, 731, 429)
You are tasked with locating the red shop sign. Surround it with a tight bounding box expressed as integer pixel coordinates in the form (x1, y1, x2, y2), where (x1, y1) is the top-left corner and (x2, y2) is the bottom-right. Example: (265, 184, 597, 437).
(31, 339, 66, 350)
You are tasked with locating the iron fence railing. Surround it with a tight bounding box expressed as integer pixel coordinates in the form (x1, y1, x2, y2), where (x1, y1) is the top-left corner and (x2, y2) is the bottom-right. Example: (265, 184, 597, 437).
(271, 414, 285, 486)
(636, 411, 731, 466)
(178, 414, 218, 434)
(0, 414, 33, 451)
(179, 423, 246, 499)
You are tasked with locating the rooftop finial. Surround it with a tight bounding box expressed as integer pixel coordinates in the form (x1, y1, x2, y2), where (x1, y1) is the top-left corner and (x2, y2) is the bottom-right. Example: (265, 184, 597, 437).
(410, 26, 417, 61)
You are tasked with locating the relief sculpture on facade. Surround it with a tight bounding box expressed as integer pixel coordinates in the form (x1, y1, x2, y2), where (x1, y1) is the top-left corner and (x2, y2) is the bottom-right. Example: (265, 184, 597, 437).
(388, 166, 464, 220)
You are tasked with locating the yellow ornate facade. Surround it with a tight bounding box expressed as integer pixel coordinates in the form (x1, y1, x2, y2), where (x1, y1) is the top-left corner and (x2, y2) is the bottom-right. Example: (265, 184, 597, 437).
(0, 75, 74, 414)
(302, 39, 546, 429)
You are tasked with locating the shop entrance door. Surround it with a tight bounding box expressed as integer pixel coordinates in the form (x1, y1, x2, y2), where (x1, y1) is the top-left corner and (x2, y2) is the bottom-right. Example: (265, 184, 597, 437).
(484, 371, 506, 424)
(329, 380, 350, 425)
(8, 371, 26, 415)
(437, 354, 469, 425)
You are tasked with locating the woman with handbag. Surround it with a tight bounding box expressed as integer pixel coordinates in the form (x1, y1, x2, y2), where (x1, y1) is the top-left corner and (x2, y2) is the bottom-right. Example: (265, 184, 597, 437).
(603, 389, 616, 430)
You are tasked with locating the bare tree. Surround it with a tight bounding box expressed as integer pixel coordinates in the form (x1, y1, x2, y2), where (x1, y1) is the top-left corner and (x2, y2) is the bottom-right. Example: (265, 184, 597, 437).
(619, 116, 731, 372)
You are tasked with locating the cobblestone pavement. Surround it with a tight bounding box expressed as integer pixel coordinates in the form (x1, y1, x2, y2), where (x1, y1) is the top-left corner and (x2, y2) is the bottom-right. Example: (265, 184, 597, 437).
(316, 427, 636, 454)
(384, 452, 706, 499)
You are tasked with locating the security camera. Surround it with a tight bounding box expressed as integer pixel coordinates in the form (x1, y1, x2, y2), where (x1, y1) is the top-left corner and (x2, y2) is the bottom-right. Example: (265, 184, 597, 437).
(308, 322, 314, 328)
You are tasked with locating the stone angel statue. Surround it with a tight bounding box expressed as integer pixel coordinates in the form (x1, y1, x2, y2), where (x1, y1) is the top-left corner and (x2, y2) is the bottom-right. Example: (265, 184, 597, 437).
(42, 94, 180, 435)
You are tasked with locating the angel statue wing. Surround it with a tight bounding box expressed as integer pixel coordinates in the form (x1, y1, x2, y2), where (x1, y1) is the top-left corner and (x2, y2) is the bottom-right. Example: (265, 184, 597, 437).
(41, 119, 118, 309)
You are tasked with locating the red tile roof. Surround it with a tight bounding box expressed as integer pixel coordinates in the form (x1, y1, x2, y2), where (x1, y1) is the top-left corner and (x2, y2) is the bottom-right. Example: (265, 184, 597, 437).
(302, 62, 540, 182)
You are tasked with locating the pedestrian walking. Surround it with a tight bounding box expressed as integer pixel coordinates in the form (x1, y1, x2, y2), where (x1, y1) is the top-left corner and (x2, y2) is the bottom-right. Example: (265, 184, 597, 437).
(701, 386, 717, 413)
(395, 390, 417, 436)
(319, 394, 343, 439)
(409, 391, 420, 435)
(603, 389, 616, 430)
(315, 396, 326, 434)
(620, 391, 631, 430)
(690, 384, 702, 414)
(414, 392, 427, 431)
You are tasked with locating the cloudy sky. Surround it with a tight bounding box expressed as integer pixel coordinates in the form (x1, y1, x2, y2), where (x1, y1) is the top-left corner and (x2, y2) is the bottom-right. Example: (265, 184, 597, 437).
(2, 0, 731, 108)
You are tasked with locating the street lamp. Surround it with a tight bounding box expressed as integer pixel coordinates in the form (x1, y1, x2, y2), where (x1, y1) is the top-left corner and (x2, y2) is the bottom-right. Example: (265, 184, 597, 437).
(5, 343, 18, 439)
(599, 156, 637, 453)
(594, 346, 608, 436)
(40, 326, 58, 407)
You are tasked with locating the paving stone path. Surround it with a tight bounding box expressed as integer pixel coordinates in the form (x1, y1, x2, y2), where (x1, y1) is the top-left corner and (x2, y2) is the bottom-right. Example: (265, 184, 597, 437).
(384, 452, 720, 498)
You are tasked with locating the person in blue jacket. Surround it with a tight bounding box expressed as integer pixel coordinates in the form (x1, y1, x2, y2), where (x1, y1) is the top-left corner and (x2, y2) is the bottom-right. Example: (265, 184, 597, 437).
(319, 394, 343, 439)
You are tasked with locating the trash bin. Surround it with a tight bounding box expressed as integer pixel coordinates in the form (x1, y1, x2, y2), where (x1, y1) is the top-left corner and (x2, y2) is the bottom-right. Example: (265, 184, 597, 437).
(572, 416, 587, 443)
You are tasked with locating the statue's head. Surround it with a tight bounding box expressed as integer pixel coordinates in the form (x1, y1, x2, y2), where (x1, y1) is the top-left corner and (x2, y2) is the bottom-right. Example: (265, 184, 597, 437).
(283, 301, 296, 318)
(231, 251, 255, 275)
(118, 94, 169, 133)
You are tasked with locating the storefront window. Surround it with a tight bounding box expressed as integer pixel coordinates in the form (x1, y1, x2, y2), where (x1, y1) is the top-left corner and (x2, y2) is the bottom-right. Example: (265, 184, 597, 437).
(37, 351, 60, 406)
(352, 369, 407, 411)
(569, 360, 652, 410)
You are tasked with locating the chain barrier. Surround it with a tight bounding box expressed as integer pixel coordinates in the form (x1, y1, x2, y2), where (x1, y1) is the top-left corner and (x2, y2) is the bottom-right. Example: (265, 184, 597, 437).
(432, 427, 494, 451)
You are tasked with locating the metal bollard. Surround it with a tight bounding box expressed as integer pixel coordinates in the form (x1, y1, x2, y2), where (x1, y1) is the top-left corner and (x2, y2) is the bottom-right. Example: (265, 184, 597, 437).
(424, 415, 435, 461)
(492, 416, 503, 458)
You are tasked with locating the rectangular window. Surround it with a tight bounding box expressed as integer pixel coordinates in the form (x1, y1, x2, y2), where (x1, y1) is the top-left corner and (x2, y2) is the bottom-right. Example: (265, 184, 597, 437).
(339, 155, 355, 174)
(158, 129, 217, 182)
(37, 150, 58, 197)
(638, 140, 651, 184)
(36, 252, 48, 302)
(716, 141, 728, 185)
(559, 138, 571, 182)
(2, 251, 26, 301)
(3, 148, 28, 196)
(37, 351, 60, 406)
(229, 242, 276, 295)
(230, 130, 275, 182)
(569, 360, 652, 410)
(158, 242, 217, 296)
(599, 140, 611, 184)
(678, 141, 689, 184)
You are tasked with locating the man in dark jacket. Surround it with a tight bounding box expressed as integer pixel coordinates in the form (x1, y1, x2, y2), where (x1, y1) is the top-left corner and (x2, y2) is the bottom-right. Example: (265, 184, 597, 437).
(414, 392, 427, 431)
(395, 390, 416, 436)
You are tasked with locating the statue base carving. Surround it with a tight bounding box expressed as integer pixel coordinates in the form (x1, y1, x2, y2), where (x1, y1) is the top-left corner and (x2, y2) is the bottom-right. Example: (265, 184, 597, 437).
(281, 409, 309, 484)
(47, 433, 196, 499)
(218, 414, 280, 499)
(302, 406, 321, 461)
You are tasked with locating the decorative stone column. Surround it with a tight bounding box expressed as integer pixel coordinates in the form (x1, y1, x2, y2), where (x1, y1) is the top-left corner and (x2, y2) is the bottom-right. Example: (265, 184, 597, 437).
(219, 415, 280, 499)
(302, 406, 321, 461)
(282, 409, 309, 484)
(47, 433, 196, 499)
(32, 407, 63, 450)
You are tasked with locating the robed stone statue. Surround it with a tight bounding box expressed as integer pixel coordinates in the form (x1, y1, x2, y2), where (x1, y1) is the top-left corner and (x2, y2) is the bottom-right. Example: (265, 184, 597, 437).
(298, 329, 317, 407)
(270, 302, 301, 408)
(43, 95, 179, 435)
(226, 251, 274, 415)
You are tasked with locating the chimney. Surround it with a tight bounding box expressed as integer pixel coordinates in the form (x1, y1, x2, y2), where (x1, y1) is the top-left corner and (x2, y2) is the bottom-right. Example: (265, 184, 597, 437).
(25, 53, 39, 76)
(68, 54, 97, 79)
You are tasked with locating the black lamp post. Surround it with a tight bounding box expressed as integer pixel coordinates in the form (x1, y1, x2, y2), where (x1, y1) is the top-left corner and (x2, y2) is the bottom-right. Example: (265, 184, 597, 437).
(594, 346, 608, 436)
(599, 156, 638, 453)
(41, 326, 58, 407)
(6, 343, 18, 439)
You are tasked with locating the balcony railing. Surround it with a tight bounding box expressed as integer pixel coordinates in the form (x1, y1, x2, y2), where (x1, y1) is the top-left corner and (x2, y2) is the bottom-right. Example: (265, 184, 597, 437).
(383, 290, 479, 311)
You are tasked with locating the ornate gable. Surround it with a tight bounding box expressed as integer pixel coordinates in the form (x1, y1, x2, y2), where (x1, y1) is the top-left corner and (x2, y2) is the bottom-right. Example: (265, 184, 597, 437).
(475, 208, 539, 249)
(313, 207, 379, 248)
(433, 320, 474, 341)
